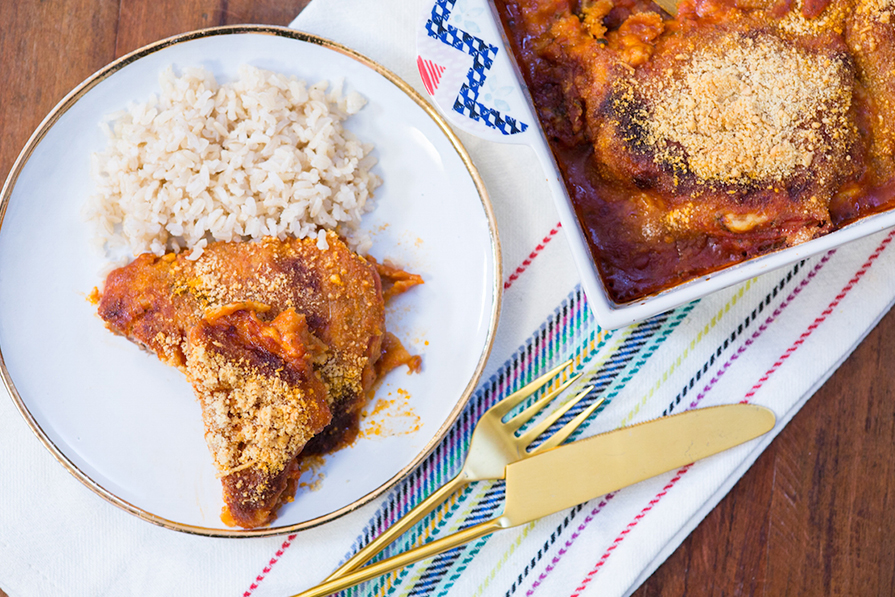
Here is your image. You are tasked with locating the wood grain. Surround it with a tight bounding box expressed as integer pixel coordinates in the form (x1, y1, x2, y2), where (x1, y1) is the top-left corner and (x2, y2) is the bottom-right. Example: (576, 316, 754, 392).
(633, 308, 895, 597)
(2, 1, 895, 596)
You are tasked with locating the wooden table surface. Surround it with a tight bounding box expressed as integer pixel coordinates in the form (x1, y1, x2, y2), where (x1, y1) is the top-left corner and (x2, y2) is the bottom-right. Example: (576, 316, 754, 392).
(2, 1, 894, 596)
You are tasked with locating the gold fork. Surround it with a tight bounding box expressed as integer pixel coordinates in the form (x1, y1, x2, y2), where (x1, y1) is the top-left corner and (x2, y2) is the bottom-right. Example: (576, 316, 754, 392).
(325, 359, 601, 580)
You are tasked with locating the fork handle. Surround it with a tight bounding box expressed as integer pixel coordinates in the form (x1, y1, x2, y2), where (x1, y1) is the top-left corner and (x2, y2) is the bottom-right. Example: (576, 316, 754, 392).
(325, 472, 470, 580)
(292, 516, 507, 597)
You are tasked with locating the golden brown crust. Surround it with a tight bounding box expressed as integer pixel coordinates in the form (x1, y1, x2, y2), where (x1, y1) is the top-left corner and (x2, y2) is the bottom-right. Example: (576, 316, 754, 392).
(98, 232, 385, 416)
(621, 30, 853, 188)
(187, 307, 331, 529)
(596, 23, 856, 246)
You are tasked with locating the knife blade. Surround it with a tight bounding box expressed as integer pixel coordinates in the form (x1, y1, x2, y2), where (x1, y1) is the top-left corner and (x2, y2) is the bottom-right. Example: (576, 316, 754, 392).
(292, 403, 775, 597)
(505, 403, 775, 524)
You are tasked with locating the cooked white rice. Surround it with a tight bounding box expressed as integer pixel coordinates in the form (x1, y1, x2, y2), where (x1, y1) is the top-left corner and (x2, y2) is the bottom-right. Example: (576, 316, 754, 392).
(84, 65, 380, 263)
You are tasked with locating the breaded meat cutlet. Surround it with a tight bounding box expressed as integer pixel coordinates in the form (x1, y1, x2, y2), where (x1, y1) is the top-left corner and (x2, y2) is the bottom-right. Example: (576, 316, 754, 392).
(97, 233, 388, 445)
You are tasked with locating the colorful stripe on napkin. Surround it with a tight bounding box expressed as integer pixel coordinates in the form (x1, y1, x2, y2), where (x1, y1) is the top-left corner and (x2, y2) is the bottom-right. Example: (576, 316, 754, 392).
(343, 250, 837, 596)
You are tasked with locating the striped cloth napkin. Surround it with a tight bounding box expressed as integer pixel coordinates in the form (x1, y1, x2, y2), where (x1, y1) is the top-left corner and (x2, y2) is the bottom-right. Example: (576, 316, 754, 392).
(2, 1, 894, 597)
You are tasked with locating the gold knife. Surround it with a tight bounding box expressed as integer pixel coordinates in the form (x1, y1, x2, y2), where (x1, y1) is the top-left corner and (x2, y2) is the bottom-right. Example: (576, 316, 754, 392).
(291, 403, 775, 597)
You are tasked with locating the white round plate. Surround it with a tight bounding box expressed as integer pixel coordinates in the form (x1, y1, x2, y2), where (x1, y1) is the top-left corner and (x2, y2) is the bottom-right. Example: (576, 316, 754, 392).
(0, 26, 501, 536)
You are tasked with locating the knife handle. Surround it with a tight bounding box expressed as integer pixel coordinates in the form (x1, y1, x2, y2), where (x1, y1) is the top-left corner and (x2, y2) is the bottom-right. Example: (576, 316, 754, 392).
(325, 472, 469, 580)
(291, 517, 507, 597)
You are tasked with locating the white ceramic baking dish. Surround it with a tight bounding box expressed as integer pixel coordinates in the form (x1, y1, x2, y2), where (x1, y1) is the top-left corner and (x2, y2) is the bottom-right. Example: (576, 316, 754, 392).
(415, 0, 895, 329)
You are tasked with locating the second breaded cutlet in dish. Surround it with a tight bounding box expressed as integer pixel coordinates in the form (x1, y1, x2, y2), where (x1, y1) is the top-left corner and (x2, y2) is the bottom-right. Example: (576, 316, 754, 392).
(494, 0, 895, 302)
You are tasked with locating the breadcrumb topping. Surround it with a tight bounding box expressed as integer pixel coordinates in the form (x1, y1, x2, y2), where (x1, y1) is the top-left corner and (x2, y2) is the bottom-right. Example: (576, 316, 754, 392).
(777, 0, 849, 36)
(189, 345, 326, 476)
(633, 32, 852, 185)
(857, 0, 895, 23)
(186, 307, 331, 515)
